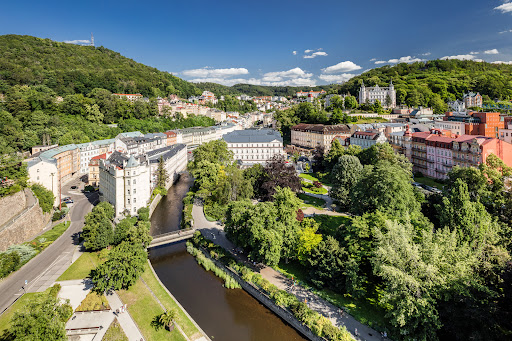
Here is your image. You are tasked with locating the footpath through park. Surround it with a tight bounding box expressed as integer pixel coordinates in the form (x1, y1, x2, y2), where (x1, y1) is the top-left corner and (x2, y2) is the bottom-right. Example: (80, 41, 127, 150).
(192, 202, 382, 341)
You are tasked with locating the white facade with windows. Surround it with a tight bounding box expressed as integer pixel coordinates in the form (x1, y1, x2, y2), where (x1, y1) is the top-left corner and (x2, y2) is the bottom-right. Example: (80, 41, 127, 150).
(27, 158, 60, 205)
(223, 129, 284, 167)
(349, 131, 387, 149)
(359, 81, 396, 108)
(499, 128, 512, 144)
(77, 139, 115, 174)
(434, 121, 465, 136)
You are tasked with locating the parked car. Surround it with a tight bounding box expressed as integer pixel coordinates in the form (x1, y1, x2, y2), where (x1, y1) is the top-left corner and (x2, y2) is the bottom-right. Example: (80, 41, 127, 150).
(62, 196, 71, 201)
(70, 185, 77, 189)
(64, 199, 74, 204)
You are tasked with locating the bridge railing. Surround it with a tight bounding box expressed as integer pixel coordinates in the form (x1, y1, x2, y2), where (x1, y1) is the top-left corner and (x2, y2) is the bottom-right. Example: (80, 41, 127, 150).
(152, 228, 194, 240)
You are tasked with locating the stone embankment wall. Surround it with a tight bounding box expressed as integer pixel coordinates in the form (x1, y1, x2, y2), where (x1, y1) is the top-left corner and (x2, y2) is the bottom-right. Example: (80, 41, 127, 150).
(0, 190, 27, 227)
(148, 194, 163, 218)
(207, 252, 324, 341)
(0, 189, 51, 251)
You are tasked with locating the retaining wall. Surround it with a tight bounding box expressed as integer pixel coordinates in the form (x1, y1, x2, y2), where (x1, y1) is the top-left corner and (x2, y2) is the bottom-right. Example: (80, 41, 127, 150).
(0, 190, 26, 227)
(0, 192, 51, 251)
(148, 194, 162, 219)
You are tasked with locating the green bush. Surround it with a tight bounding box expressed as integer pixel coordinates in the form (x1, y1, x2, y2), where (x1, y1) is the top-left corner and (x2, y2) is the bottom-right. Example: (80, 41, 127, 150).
(31, 184, 55, 213)
(204, 202, 227, 221)
(0, 251, 21, 278)
(6, 244, 36, 263)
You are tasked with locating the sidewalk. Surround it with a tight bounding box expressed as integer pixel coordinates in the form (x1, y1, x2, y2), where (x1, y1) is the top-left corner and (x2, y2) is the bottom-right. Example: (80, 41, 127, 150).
(192, 201, 382, 341)
(106, 291, 145, 341)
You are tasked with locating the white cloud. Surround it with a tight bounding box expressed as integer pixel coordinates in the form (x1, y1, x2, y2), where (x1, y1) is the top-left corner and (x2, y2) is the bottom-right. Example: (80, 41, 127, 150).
(304, 49, 313, 53)
(369, 58, 377, 61)
(440, 54, 475, 61)
(495, 2, 512, 13)
(263, 67, 313, 79)
(492, 60, 512, 64)
(64, 39, 91, 44)
(499, 29, 512, 33)
(420, 52, 431, 56)
(374, 56, 424, 65)
(181, 67, 249, 78)
(292, 51, 297, 55)
(322, 61, 362, 73)
(318, 74, 356, 84)
(469, 51, 479, 55)
(304, 51, 328, 59)
(484, 48, 499, 54)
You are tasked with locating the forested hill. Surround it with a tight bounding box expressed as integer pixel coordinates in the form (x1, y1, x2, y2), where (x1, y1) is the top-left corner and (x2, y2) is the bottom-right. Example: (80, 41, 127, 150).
(195, 82, 339, 97)
(337, 60, 512, 109)
(0, 35, 199, 98)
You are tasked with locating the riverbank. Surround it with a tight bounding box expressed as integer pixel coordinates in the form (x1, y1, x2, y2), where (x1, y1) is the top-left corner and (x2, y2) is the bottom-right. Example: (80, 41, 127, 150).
(53, 250, 210, 341)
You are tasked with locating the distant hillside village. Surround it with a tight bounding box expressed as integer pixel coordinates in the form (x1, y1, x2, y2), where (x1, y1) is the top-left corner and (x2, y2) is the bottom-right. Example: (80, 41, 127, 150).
(13, 82, 512, 220)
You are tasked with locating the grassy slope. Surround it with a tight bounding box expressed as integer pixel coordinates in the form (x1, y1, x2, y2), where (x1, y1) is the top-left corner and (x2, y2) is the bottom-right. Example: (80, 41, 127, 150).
(103, 318, 129, 341)
(57, 251, 101, 281)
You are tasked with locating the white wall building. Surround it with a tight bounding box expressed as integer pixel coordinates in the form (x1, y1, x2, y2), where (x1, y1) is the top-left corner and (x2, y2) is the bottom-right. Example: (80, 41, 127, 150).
(499, 128, 512, 144)
(223, 129, 284, 167)
(99, 144, 188, 218)
(27, 158, 60, 205)
(359, 80, 396, 108)
(434, 121, 465, 136)
(77, 139, 116, 174)
(349, 131, 387, 149)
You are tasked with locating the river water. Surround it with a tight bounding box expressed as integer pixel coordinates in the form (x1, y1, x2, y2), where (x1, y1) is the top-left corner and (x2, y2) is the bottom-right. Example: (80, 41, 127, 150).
(149, 174, 308, 341)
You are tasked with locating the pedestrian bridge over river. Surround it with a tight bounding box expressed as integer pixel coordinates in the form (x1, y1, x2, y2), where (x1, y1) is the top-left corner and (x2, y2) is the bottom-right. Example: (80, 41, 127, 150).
(149, 228, 196, 248)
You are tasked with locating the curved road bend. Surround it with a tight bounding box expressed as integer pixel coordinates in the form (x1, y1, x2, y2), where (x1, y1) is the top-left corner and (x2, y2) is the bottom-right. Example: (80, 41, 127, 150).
(0, 179, 97, 315)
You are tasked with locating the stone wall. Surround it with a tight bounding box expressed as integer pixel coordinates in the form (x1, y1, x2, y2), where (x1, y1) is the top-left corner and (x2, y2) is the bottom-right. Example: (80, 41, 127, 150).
(148, 194, 162, 218)
(0, 195, 51, 251)
(0, 190, 27, 227)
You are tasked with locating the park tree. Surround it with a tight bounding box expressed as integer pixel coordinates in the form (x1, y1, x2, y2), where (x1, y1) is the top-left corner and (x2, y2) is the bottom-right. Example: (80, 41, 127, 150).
(190, 140, 233, 168)
(296, 218, 323, 264)
(372, 99, 384, 113)
(85, 103, 104, 123)
(213, 163, 253, 205)
(113, 217, 137, 245)
(358, 143, 412, 173)
(323, 139, 345, 170)
(329, 155, 363, 208)
(343, 95, 358, 110)
(82, 205, 114, 251)
(92, 241, 147, 293)
(349, 161, 421, 218)
(307, 236, 347, 290)
(328, 95, 344, 111)
(157, 155, 169, 188)
(8, 286, 73, 341)
(261, 155, 301, 200)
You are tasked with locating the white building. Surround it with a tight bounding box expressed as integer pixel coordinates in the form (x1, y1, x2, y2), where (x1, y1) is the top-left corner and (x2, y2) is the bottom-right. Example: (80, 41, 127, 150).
(359, 80, 396, 108)
(99, 144, 188, 218)
(77, 139, 116, 174)
(434, 120, 465, 136)
(499, 127, 512, 144)
(448, 100, 466, 113)
(223, 129, 284, 167)
(349, 131, 387, 149)
(27, 158, 60, 205)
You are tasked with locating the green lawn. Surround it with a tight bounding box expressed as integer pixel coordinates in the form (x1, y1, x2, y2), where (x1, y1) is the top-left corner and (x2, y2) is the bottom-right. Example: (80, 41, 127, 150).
(299, 173, 320, 182)
(276, 261, 388, 332)
(57, 251, 101, 281)
(414, 176, 444, 190)
(298, 193, 326, 209)
(118, 279, 187, 341)
(140, 263, 201, 339)
(312, 214, 351, 237)
(103, 319, 129, 341)
(302, 183, 328, 195)
(300, 172, 332, 187)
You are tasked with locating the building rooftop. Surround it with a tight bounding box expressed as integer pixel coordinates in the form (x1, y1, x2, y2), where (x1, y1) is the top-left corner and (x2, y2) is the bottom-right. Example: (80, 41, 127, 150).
(77, 138, 115, 149)
(223, 129, 283, 144)
(116, 131, 143, 139)
(39, 144, 78, 160)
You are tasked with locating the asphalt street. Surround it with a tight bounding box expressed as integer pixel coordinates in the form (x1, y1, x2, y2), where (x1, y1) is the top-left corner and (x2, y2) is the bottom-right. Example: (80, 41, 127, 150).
(0, 178, 97, 315)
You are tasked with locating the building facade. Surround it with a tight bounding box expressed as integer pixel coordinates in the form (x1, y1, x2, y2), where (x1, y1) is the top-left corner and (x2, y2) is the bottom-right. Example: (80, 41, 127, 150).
(77, 139, 115, 174)
(349, 131, 387, 149)
(359, 80, 396, 108)
(463, 92, 483, 108)
(27, 158, 60, 205)
(223, 129, 284, 167)
(291, 124, 351, 152)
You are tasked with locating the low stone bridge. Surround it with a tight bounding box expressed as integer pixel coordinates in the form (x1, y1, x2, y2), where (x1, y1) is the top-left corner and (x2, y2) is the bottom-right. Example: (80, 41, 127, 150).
(149, 228, 196, 248)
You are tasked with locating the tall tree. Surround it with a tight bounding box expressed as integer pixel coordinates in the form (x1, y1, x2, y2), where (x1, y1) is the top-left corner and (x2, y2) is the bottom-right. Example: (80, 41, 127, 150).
(261, 155, 301, 200)
(329, 155, 363, 208)
(157, 155, 169, 188)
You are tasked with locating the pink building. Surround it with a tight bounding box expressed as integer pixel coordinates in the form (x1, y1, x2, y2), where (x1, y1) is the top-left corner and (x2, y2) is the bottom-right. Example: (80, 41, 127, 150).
(425, 134, 454, 179)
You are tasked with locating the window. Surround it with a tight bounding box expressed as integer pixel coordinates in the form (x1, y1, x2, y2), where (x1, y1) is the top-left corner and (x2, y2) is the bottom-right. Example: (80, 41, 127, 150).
(134, 198, 136, 203)
(127, 198, 130, 204)
(127, 179, 130, 185)
(127, 189, 130, 195)
(133, 179, 136, 184)
(133, 188, 136, 194)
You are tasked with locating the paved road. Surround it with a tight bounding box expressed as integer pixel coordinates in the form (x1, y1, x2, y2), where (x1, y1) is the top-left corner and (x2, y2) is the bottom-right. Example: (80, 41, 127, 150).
(192, 201, 383, 341)
(0, 178, 97, 315)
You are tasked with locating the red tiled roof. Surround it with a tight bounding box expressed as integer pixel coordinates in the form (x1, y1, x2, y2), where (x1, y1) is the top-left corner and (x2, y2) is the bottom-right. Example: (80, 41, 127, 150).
(91, 153, 107, 160)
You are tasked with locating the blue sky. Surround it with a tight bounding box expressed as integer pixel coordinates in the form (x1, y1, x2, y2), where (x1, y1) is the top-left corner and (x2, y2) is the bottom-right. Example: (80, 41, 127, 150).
(1, 0, 512, 86)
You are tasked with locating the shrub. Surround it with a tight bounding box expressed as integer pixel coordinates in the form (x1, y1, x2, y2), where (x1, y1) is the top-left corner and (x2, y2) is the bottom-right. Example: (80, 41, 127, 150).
(52, 210, 63, 221)
(7, 244, 36, 263)
(31, 184, 55, 213)
(313, 181, 322, 188)
(137, 207, 149, 222)
(0, 251, 20, 278)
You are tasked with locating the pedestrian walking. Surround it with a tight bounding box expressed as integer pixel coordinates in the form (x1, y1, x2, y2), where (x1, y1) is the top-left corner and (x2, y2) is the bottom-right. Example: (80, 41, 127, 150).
(355, 328, 358, 336)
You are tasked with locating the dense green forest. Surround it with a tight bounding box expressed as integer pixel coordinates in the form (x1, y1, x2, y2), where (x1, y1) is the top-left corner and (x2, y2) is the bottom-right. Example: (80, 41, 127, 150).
(0, 35, 200, 98)
(337, 60, 512, 112)
(195, 82, 339, 97)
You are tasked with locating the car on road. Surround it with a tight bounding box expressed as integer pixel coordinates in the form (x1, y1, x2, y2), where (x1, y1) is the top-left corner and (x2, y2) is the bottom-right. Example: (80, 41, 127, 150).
(63, 198, 74, 204)
(70, 185, 77, 189)
(62, 196, 71, 201)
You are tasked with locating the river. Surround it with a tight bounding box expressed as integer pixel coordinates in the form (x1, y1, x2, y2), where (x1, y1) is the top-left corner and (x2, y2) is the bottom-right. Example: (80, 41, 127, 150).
(149, 174, 308, 341)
